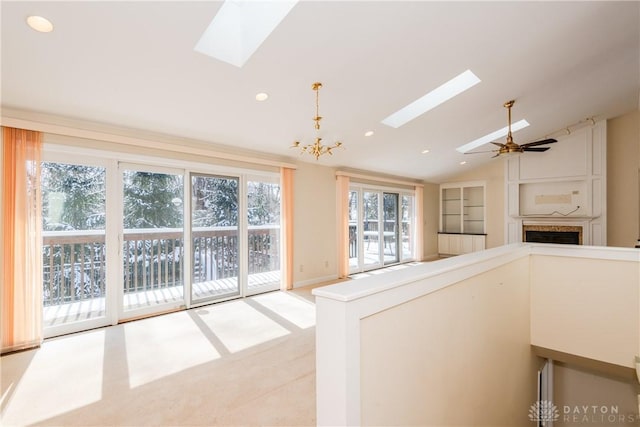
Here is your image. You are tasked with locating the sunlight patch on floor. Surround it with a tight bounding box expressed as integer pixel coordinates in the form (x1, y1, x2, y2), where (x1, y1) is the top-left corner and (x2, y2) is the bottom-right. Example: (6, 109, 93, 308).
(194, 300, 290, 353)
(252, 292, 316, 329)
(124, 312, 220, 388)
(0, 330, 105, 426)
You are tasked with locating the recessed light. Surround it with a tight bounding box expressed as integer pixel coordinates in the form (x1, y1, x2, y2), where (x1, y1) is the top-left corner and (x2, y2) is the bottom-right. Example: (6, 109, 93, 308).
(381, 69, 481, 128)
(456, 119, 530, 153)
(421, 149, 430, 154)
(364, 130, 374, 137)
(255, 92, 269, 101)
(194, 0, 299, 68)
(27, 15, 53, 33)
(460, 161, 467, 165)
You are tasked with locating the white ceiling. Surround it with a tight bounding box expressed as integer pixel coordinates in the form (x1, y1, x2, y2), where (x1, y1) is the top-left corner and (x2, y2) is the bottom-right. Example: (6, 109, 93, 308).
(2, 1, 639, 182)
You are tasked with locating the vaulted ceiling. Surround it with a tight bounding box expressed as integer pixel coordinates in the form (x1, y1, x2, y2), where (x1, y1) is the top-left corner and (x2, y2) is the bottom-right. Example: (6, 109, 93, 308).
(2, 1, 639, 182)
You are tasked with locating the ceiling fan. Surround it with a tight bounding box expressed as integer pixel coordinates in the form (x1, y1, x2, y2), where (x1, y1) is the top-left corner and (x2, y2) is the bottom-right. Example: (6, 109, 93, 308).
(470, 100, 557, 157)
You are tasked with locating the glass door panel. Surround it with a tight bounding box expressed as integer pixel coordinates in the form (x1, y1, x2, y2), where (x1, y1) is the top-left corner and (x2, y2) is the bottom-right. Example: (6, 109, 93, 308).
(122, 169, 184, 313)
(246, 178, 281, 295)
(363, 191, 381, 269)
(348, 190, 359, 270)
(41, 162, 108, 331)
(383, 193, 399, 265)
(401, 195, 414, 261)
(191, 174, 240, 303)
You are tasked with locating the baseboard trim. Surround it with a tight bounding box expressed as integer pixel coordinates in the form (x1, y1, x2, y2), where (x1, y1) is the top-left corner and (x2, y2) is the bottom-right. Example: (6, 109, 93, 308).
(293, 274, 339, 289)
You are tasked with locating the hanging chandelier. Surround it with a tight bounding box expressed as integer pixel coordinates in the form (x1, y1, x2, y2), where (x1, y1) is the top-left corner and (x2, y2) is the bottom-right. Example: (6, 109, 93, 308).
(291, 82, 343, 160)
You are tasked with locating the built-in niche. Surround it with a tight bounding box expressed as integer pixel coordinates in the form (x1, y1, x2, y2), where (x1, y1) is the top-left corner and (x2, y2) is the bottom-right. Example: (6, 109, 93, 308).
(519, 180, 588, 217)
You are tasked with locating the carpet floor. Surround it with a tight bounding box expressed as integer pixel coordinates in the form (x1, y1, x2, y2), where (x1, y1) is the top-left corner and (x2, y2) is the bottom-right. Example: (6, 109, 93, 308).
(1, 287, 319, 426)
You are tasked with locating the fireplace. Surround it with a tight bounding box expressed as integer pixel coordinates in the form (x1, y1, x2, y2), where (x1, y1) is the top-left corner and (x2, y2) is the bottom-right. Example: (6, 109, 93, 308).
(523, 225, 583, 245)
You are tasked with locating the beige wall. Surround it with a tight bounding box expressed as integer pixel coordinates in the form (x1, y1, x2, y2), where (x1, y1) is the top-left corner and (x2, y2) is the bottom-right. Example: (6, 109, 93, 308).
(360, 257, 539, 426)
(554, 363, 638, 427)
(291, 161, 338, 285)
(422, 182, 439, 258)
(530, 255, 639, 367)
(437, 159, 506, 248)
(607, 110, 640, 248)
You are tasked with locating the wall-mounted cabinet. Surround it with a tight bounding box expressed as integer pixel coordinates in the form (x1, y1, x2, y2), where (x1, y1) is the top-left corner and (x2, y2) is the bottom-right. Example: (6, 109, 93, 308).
(439, 181, 486, 256)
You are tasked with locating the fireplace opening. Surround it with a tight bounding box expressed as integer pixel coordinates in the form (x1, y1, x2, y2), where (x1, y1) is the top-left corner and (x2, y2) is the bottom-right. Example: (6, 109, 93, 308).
(522, 225, 583, 245)
(525, 230, 580, 245)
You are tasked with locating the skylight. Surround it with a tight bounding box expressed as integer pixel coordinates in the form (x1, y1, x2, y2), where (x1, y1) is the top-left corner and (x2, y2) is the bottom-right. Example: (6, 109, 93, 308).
(194, 0, 298, 68)
(456, 119, 530, 153)
(381, 70, 481, 128)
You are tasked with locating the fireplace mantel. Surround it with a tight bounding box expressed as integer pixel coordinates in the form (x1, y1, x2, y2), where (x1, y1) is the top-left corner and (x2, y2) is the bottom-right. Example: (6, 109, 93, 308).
(505, 121, 607, 246)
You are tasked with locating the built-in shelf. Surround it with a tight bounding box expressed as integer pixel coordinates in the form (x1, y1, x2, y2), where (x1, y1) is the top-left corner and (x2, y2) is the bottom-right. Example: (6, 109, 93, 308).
(439, 181, 486, 255)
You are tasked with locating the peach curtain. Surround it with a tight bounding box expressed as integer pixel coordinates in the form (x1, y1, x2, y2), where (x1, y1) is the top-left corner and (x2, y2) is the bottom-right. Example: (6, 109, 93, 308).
(280, 167, 294, 290)
(336, 175, 350, 278)
(1, 127, 43, 354)
(414, 186, 424, 261)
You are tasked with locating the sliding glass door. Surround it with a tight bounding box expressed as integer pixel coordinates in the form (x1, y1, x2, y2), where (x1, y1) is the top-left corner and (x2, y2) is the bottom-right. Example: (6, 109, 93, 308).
(363, 191, 382, 270)
(383, 193, 399, 265)
(401, 195, 414, 261)
(246, 177, 281, 295)
(121, 166, 185, 316)
(190, 174, 240, 304)
(348, 190, 359, 270)
(349, 186, 415, 274)
(41, 159, 112, 335)
(41, 147, 284, 336)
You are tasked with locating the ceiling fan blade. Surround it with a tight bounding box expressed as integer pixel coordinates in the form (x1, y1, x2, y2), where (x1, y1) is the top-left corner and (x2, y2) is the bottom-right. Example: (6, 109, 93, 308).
(490, 141, 505, 147)
(523, 147, 551, 152)
(464, 149, 498, 154)
(521, 138, 557, 148)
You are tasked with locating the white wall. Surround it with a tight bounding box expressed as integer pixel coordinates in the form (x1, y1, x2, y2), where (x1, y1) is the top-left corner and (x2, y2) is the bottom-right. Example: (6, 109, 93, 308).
(505, 122, 607, 246)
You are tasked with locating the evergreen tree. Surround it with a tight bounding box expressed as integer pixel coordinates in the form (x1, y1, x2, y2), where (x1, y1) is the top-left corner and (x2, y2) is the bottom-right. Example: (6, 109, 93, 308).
(123, 171, 182, 228)
(41, 162, 106, 231)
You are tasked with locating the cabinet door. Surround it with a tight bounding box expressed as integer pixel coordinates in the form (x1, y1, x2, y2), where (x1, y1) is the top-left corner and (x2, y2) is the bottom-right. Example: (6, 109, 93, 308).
(449, 235, 461, 255)
(438, 234, 450, 255)
(460, 235, 473, 254)
(472, 235, 486, 252)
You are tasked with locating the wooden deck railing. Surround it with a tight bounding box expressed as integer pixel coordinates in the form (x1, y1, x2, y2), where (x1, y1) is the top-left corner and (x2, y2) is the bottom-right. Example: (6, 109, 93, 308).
(42, 225, 280, 306)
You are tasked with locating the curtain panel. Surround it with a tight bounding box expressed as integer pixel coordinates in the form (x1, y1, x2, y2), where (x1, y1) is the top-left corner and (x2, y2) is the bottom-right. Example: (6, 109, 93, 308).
(1, 127, 43, 354)
(414, 186, 424, 261)
(336, 175, 350, 278)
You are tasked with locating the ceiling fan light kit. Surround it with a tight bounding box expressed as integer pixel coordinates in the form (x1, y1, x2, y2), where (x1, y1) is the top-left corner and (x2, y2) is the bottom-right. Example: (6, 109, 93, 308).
(291, 82, 343, 160)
